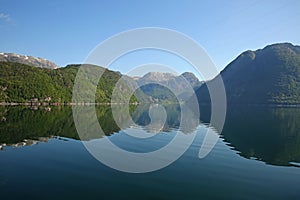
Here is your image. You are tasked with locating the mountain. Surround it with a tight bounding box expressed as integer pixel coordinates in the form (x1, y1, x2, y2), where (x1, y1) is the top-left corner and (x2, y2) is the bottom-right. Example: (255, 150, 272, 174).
(139, 83, 178, 103)
(137, 72, 202, 91)
(138, 72, 175, 83)
(0, 52, 59, 69)
(0, 62, 137, 104)
(136, 72, 202, 102)
(120, 75, 152, 103)
(180, 72, 202, 90)
(196, 43, 300, 105)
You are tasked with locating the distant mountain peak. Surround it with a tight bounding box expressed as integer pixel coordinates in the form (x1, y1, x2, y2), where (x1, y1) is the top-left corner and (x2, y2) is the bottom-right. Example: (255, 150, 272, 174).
(0, 52, 59, 69)
(180, 72, 198, 80)
(142, 72, 176, 82)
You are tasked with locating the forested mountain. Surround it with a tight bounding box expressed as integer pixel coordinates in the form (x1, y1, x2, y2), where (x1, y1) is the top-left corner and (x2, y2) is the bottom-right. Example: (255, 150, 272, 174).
(0, 62, 137, 103)
(196, 43, 300, 105)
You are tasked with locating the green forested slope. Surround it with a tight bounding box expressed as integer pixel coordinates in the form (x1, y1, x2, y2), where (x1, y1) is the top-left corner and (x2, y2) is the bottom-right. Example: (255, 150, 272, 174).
(0, 62, 137, 103)
(196, 43, 300, 105)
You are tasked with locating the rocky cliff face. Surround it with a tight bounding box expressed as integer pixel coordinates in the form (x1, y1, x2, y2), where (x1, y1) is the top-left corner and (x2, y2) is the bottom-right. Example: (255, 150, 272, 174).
(0, 52, 58, 69)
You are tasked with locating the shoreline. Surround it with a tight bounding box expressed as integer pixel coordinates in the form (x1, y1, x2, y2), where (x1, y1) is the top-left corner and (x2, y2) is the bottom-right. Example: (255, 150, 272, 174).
(198, 103, 300, 108)
(0, 102, 140, 106)
(1, 102, 300, 107)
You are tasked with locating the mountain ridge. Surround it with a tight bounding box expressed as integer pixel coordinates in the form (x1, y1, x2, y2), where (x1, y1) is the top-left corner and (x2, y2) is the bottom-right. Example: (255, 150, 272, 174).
(0, 52, 59, 69)
(0, 62, 137, 104)
(135, 71, 202, 103)
(196, 42, 300, 105)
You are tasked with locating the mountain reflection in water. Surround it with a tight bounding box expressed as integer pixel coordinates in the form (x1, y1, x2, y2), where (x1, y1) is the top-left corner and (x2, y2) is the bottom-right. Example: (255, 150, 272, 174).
(1, 105, 300, 168)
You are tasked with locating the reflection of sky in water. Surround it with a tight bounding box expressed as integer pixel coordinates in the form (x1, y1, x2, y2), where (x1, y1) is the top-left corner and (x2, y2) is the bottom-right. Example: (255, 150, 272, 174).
(1, 106, 300, 199)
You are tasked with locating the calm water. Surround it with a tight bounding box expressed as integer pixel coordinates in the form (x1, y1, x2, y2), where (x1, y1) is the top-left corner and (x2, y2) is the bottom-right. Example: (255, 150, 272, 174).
(0, 105, 300, 199)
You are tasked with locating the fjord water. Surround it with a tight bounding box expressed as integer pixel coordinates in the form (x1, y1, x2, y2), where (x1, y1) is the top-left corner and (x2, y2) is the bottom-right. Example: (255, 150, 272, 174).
(0, 105, 300, 199)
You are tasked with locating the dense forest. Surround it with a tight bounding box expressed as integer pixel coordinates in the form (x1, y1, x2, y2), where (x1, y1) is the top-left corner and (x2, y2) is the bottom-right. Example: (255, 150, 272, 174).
(0, 62, 137, 104)
(196, 43, 300, 105)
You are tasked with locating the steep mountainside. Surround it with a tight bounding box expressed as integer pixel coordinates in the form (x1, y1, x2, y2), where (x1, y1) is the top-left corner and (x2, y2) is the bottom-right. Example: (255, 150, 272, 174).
(180, 72, 202, 90)
(196, 43, 300, 105)
(0, 52, 59, 69)
(0, 62, 137, 103)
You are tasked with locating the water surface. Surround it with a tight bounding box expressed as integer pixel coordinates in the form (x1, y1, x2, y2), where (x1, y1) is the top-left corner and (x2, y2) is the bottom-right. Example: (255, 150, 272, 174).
(0, 105, 300, 199)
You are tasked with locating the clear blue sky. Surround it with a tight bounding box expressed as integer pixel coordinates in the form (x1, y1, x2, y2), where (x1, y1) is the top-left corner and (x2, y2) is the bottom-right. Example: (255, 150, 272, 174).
(0, 0, 300, 78)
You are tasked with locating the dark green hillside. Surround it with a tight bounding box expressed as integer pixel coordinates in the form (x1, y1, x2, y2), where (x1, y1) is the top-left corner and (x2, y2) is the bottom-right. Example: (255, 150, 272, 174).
(196, 43, 300, 105)
(0, 62, 137, 103)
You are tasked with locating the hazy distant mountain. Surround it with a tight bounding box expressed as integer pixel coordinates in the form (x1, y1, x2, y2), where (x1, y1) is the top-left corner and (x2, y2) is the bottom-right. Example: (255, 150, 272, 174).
(196, 43, 300, 105)
(135, 72, 202, 102)
(180, 72, 202, 90)
(0, 52, 58, 69)
(137, 72, 202, 89)
(138, 72, 175, 83)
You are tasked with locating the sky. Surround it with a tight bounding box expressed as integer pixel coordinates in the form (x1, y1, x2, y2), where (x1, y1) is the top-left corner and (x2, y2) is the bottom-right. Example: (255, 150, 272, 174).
(0, 0, 300, 79)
